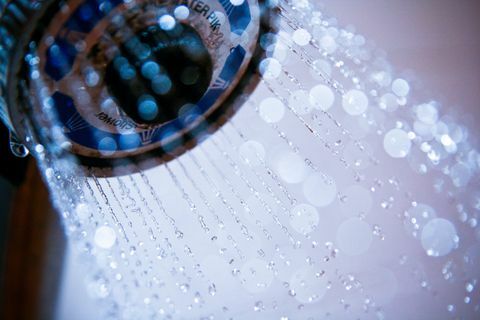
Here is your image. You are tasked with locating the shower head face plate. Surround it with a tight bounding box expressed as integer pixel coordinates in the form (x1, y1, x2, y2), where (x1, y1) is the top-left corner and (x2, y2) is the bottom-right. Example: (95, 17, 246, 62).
(5, 0, 275, 167)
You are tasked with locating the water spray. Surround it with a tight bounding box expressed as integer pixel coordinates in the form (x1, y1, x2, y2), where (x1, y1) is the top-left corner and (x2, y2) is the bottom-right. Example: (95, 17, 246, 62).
(1, 0, 479, 318)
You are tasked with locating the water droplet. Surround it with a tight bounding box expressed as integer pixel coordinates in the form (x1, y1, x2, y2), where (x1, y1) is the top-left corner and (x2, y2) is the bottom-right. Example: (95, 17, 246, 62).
(260, 58, 282, 79)
(208, 283, 217, 296)
(275, 152, 308, 184)
(309, 84, 335, 111)
(416, 103, 438, 124)
(447, 304, 455, 313)
(179, 283, 190, 293)
(292, 28, 311, 46)
(75, 203, 90, 221)
(230, 0, 245, 5)
(372, 224, 385, 240)
(391, 78, 410, 97)
(158, 14, 176, 31)
(193, 291, 203, 304)
(94, 226, 116, 249)
(175, 230, 184, 239)
(404, 203, 436, 238)
(342, 90, 368, 115)
(421, 218, 458, 257)
(98, 137, 117, 156)
(259, 97, 285, 123)
(174, 5, 190, 20)
(383, 128, 411, 158)
(253, 300, 264, 312)
(319, 34, 337, 53)
(239, 140, 266, 166)
(465, 282, 474, 293)
(450, 162, 472, 187)
(379, 93, 399, 112)
(290, 203, 319, 234)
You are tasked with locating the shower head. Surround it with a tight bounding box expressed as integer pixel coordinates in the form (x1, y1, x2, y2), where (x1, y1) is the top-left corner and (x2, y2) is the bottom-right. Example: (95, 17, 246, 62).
(0, 0, 278, 169)
(2, 1, 480, 318)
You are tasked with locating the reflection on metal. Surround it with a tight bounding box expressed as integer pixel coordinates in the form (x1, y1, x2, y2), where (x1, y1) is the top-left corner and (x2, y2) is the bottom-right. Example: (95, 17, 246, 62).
(9, 131, 29, 158)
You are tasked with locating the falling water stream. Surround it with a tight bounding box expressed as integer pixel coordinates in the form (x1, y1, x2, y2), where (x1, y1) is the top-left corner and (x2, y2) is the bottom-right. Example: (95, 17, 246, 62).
(6, 0, 479, 318)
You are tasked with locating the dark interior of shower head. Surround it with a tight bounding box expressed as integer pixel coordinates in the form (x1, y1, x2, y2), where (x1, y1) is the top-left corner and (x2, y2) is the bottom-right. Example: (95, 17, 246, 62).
(104, 23, 213, 125)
